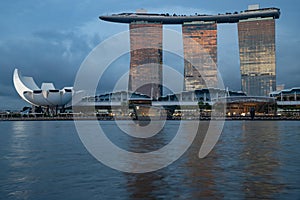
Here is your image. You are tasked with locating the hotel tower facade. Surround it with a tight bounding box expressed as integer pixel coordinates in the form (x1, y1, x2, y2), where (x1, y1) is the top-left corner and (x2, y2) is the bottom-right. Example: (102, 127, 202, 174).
(238, 17, 276, 96)
(182, 22, 218, 91)
(129, 23, 163, 99)
(100, 6, 280, 97)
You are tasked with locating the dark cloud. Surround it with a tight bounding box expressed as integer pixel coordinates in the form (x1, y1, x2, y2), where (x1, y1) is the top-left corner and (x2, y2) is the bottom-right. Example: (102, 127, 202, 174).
(277, 39, 300, 87)
(0, 29, 102, 109)
(0, 0, 299, 110)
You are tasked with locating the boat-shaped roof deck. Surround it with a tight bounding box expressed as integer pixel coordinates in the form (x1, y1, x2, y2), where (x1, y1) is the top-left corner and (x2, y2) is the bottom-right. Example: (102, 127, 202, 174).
(100, 7, 280, 24)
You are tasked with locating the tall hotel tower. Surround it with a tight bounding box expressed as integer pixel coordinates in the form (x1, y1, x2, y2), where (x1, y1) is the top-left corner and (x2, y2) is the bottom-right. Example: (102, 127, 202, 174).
(129, 23, 163, 99)
(182, 22, 217, 91)
(238, 5, 277, 96)
(100, 6, 280, 97)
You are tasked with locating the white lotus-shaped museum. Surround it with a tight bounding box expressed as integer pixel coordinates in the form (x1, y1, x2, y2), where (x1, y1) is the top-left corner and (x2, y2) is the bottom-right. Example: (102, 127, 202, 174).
(13, 69, 73, 107)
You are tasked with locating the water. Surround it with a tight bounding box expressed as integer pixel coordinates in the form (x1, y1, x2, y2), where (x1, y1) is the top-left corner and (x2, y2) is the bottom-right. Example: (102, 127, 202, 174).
(0, 120, 299, 199)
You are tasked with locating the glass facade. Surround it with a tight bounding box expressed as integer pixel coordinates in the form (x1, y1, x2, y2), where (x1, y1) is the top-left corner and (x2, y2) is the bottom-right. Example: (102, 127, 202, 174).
(238, 18, 276, 96)
(129, 23, 163, 99)
(182, 22, 218, 91)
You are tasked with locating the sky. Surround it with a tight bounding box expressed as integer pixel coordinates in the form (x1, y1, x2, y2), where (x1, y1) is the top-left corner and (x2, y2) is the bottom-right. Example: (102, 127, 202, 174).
(0, 0, 299, 110)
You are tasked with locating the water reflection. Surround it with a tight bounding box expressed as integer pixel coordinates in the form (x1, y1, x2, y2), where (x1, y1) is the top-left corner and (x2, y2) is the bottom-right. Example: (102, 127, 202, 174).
(123, 122, 222, 199)
(240, 121, 284, 199)
(0, 121, 299, 199)
(125, 172, 168, 199)
(182, 122, 221, 199)
(122, 121, 289, 199)
(5, 121, 36, 199)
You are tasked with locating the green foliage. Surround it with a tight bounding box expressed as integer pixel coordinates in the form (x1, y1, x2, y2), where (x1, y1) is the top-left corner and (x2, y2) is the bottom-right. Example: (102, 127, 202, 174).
(198, 101, 211, 110)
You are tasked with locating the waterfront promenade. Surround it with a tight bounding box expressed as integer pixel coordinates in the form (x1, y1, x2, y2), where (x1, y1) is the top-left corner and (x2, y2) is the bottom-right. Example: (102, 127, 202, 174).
(1, 114, 300, 121)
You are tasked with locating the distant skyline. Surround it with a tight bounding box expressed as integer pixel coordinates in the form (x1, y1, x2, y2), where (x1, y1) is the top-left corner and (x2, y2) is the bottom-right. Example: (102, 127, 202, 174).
(0, 0, 299, 110)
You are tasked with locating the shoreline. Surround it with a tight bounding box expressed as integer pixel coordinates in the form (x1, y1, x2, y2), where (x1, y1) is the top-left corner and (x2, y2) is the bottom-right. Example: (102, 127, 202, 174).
(1, 116, 300, 121)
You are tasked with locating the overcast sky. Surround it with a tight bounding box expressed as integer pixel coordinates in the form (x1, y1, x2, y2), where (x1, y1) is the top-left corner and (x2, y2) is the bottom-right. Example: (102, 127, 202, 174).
(0, 0, 299, 110)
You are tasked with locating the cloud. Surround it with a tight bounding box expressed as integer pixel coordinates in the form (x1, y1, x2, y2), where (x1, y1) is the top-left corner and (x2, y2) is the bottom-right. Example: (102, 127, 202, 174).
(0, 28, 103, 110)
(0, 1, 299, 110)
